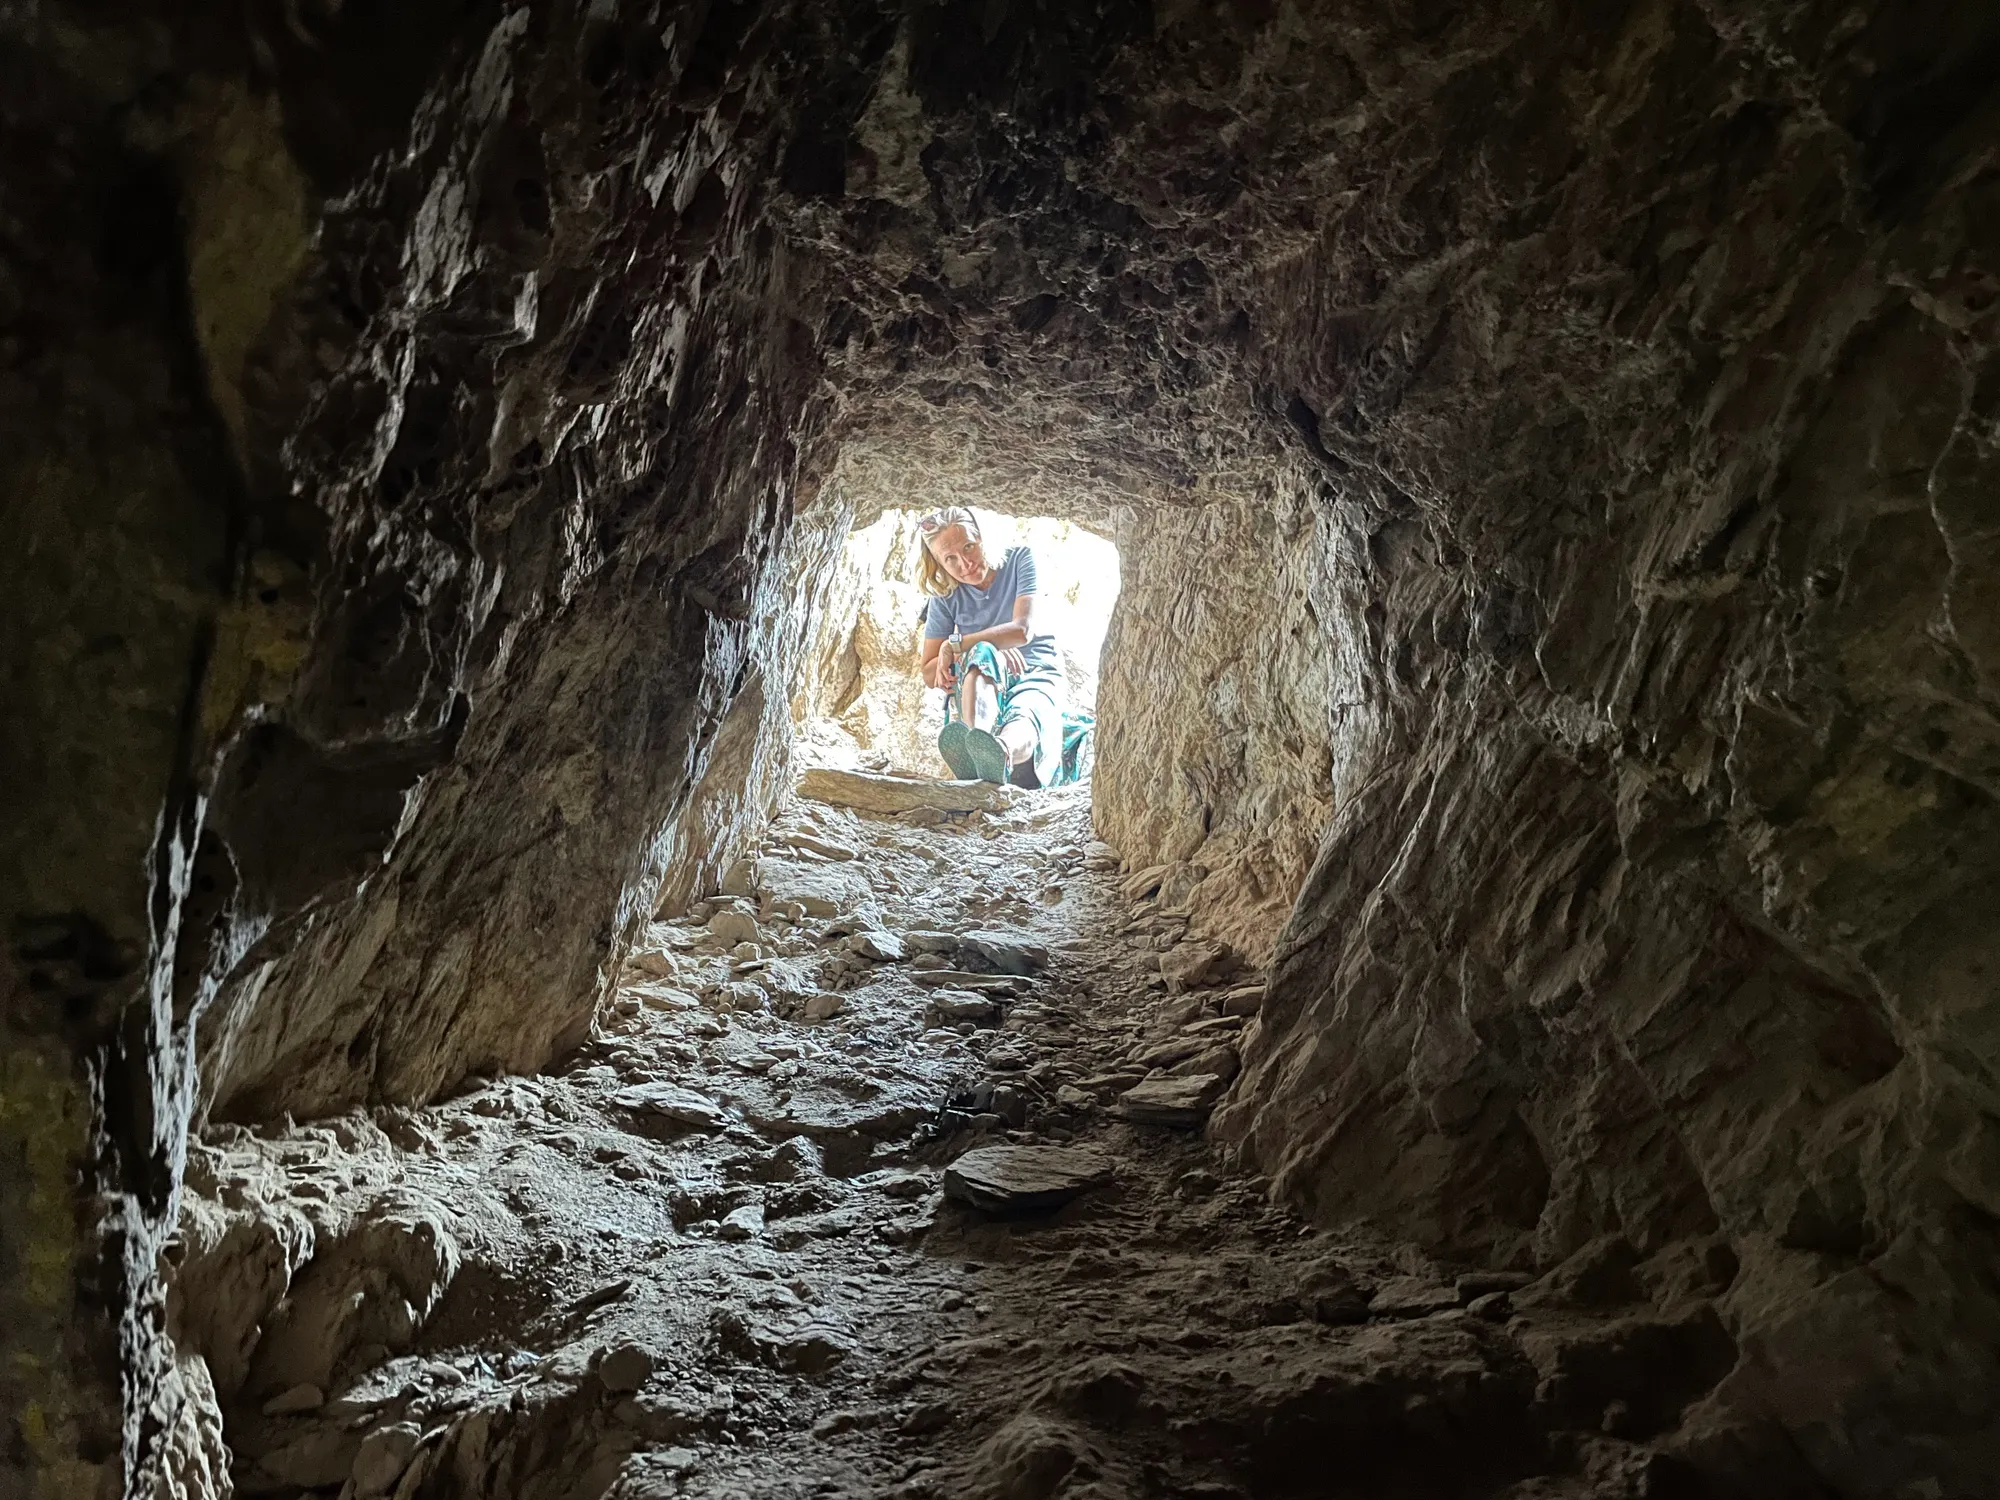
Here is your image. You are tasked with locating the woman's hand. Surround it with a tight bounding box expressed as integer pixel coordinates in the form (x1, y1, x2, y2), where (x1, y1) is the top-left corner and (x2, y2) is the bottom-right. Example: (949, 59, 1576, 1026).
(936, 638, 962, 685)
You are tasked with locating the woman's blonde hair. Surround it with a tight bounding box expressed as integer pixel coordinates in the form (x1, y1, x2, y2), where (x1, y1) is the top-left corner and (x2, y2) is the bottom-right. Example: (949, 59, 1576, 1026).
(915, 506, 983, 597)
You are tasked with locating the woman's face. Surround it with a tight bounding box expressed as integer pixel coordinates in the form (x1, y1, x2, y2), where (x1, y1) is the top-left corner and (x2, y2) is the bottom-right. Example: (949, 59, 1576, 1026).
(929, 523, 988, 584)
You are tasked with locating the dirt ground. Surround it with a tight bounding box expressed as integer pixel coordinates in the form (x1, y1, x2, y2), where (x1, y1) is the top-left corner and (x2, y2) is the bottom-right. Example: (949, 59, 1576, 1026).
(173, 782, 1719, 1500)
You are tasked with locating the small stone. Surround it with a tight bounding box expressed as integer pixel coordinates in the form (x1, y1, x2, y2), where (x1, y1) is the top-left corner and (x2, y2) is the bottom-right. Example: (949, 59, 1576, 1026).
(730, 941, 761, 961)
(911, 970, 1026, 995)
(801, 991, 846, 1021)
(957, 930, 1050, 975)
(1110, 1073, 1225, 1128)
(719, 1203, 766, 1240)
(850, 929, 906, 962)
(260, 1383, 325, 1416)
(764, 1326, 851, 1374)
(609, 1082, 727, 1129)
(1368, 1276, 1461, 1317)
(351, 1423, 422, 1498)
(1182, 1013, 1247, 1036)
(709, 908, 763, 947)
(1467, 1290, 1513, 1321)
(1166, 1044, 1240, 1082)
(1038, 886, 1064, 906)
(716, 1036, 778, 1072)
(1080, 1072, 1142, 1091)
(568, 1279, 633, 1314)
(901, 930, 961, 954)
(778, 832, 858, 861)
(1130, 1035, 1209, 1071)
(638, 986, 701, 1011)
(942, 1144, 1115, 1213)
(902, 1400, 954, 1435)
(1157, 941, 1228, 993)
(1455, 1271, 1535, 1303)
(627, 948, 678, 979)
(718, 980, 769, 1013)
(1221, 984, 1265, 1016)
(1055, 1084, 1095, 1109)
(597, 1342, 655, 1392)
(1300, 1263, 1371, 1324)
(871, 1170, 934, 1200)
(926, 990, 999, 1026)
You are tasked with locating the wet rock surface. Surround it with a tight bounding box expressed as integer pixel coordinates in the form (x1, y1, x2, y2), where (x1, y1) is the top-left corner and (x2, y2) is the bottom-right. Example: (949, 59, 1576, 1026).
(166, 789, 1732, 1500)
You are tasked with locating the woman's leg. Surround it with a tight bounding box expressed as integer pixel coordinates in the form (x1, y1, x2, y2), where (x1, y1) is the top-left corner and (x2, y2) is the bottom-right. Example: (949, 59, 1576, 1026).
(993, 666, 1065, 787)
(994, 715, 1037, 770)
(957, 667, 1000, 731)
(957, 665, 1034, 768)
(953, 667, 1013, 782)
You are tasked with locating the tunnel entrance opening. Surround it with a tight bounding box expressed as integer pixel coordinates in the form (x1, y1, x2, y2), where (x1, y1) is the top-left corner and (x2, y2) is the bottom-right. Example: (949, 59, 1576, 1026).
(797, 507, 1122, 793)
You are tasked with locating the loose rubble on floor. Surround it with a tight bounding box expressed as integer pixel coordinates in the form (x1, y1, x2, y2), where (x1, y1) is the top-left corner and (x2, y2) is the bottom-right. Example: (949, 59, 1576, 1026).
(169, 775, 1736, 1500)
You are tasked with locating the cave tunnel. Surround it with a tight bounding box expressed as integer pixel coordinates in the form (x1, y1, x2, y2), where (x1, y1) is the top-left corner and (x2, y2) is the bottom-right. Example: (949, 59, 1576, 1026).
(4, 2, 1998, 1498)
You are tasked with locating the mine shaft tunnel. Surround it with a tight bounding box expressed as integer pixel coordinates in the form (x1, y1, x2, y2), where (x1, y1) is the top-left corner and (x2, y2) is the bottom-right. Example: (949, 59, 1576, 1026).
(6, 2, 2000, 1499)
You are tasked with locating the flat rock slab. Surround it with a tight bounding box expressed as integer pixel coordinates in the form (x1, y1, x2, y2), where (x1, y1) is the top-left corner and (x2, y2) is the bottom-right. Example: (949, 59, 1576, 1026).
(850, 929, 905, 961)
(609, 1082, 727, 1130)
(912, 970, 1028, 995)
(741, 1093, 932, 1143)
(943, 1144, 1115, 1213)
(799, 767, 1018, 815)
(757, 857, 873, 918)
(770, 831, 858, 861)
(1370, 1276, 1463, 1317)
(958, 930, 1051, 975)
(927, 990, 1000, 1025)
(1111, 1073, 1225, 1128)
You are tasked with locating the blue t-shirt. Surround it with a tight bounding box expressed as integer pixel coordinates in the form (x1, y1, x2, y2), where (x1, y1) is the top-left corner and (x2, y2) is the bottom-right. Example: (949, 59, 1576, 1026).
(923, 545, 1058, 671)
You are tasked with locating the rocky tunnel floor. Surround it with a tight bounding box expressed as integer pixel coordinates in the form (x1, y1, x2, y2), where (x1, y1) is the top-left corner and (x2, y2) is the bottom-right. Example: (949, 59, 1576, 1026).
(171, 779, 1736, 1500)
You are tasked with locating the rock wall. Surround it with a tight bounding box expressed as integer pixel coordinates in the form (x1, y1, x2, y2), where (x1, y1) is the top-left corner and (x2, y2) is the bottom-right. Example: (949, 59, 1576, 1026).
(3, 2, 892, 1493)
(1092, 474, 1341, 963)
(795, 505, 951, 775)
(1169, 5, 2000, 1494)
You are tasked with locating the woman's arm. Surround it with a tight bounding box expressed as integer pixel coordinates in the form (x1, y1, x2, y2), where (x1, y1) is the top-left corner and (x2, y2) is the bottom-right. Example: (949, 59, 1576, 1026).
(918, 634, 948, 689)
(958, 595, 1036, 651)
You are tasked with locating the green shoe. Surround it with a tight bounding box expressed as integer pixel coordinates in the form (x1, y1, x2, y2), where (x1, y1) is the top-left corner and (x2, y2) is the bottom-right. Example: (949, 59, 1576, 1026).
(937, 720, 976, 779)
(962, 727, 1009, 784)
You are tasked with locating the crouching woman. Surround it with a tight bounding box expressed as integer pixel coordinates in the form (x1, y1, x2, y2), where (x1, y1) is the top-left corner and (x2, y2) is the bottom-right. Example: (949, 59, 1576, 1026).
(915, 507, 1067, 787)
